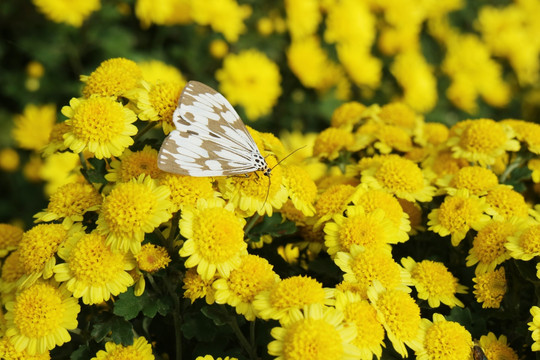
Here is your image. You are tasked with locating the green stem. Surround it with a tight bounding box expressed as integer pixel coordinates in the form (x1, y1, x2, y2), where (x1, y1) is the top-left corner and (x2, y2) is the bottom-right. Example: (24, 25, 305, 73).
(499, 157, 523, 183)
(244, 213, 261, 235)
(168, 211, 180, 254)
(133, 122, 157, 143)
(153, 228, 168, 247)
(225, 308, 257, 360)
(250, 320, 256, 350)
(171, 284, 183, 360)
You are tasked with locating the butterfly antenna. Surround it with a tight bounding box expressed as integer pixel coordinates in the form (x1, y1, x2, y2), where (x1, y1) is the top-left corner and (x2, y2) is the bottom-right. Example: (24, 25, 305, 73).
(270, 146, 307, 171)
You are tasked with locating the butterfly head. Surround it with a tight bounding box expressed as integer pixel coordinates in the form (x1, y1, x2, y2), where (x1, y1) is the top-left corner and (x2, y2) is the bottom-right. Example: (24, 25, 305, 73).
(251, 151, 271, 177)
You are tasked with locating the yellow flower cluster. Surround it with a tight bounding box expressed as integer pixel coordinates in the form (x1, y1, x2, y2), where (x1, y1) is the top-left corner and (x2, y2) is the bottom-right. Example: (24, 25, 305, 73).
(4, 55, 540, 359)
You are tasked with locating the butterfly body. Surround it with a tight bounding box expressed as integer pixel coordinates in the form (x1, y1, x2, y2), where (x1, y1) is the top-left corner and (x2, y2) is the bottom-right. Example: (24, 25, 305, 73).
(158, 81, 269, 177)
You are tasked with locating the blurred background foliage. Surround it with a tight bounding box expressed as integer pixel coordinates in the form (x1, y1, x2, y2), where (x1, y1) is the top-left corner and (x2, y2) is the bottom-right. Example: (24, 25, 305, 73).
(0, 0, 539, 227)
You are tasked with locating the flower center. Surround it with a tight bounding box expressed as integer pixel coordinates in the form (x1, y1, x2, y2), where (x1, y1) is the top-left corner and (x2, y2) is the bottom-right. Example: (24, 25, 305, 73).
(376, 290, 421, 341)
(270, 276, 325, 309)
(194, 208, 245, 263)
(424, 321, 472, 359)
(14, 283, 65, 337)
(376, 158, 424, 192)
(520, 225, 540, 254)
(71, 97, 127, 143)
(283, 319, 344, 360)
(19, 224, 67, 273)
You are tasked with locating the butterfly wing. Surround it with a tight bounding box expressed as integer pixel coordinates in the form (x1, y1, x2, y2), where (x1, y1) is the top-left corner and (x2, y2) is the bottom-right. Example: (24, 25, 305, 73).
(157, 81, 262, 176)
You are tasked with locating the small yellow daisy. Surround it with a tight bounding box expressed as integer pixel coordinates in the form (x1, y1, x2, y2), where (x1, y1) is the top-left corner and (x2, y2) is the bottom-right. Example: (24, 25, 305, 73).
(159, 173, 220, 213)
(12, 104, 56, 152)
(334, 246, 412, 298)
(53, 231, 135, 304)
(4, 281, 80, 355)
(427, 189, 492, 246)
(314, 183, 357, 227)
(267, 304, 361, 360)
(91, 336, 154, 360)
(96, 174, 172, 254)
(105, 145, 163, 183)
(136, 243, 171, 273)
(367, 281, 423, 357)
(415, 314, 473, 360)
(485, 184, 530, 219)
(81, 58, 143, 98)
(478, 332, 518, 360)
(213, 254, 279, 321)
(34, 182, 102, 226)
(182, 268, 217, 305)
(528, 306, 540, 351)
(334, 291, 385, 360)
(282, 165, 317, 217)
(253, 275, 334, 324)
(179, 198, 247, 280)
(0, 224, 23, 257)
(473, 267, 507, 309)
(401, 257, 467, 308)
(62, 96, 138, 159)
(0, 336, 51, 359)
(506, 219, 540, 260)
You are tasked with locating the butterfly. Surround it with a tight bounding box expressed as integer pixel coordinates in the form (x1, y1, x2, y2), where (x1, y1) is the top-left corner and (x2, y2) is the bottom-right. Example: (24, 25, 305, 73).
(158, 81, 270, 177)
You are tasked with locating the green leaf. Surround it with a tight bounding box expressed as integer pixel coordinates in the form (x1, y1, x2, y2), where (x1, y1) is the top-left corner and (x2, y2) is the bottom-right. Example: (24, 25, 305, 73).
(113, 288, 143, 320)
(85, 158, 108, 184)
(91, 316, 133, 345)
(248, 213, 296, 241)
(182, 310, 219, 341)
(70, 345, 92, 360)
(201, 305, 229, 326)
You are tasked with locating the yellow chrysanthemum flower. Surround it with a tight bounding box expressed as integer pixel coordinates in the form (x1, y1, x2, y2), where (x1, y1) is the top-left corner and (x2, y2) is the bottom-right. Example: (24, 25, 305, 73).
(367, 281, 423, 357)
(12, 104, 56, 151)
(131, 80, 184, 134)
(4, 281, 80, 355)
(0, 251, 26, 296)
(218, 156, 288, 217)
(466, 218, 520, 274)
(190, 0, 251, 43)
(216, 49, 281, 120)
(96, 175, 172, 254)
(325, 0, 375, 45)
(0, 224, 23, 258)
(32, 0, 100, 27)
(81, 58, 142, 98)
(53, 231, 135, 304)
(313, 127, 356, 160)
(473, 267, 507, 308)
(0, 148, 20, 172)
(138, 60, 186, 85)
(135, 0, 191, 28)
(428, 189, 491, 246)
(506, 219, 540, 260)
(136, 244, 171, 273)
(361, 155, 436, 202)
(438, 166, 499, 195)
(17, 223, 82, 289)
(253, 275, 334, 324)
(105, 145, 162, 183)
(159, 173, 219, 213)
(330, 101, 366, 128)
(352, 186, 411, 232)
(447, 119, 519, 166)
(401, 257, 467, 308)
(42, 122, 70, 156)
(39, 151, 81, 196)
(91, 336, 154, 360)
(284, 0, 320, 39)
(335, 291, 384, 360)
(391, 50, 438, 113)
(213, 254, 279, 321)
(373, 124, 414, 154)
(325, 205, 407, 256)
(415, 314, 473, 360)
(425, 150, 469, 177)
(485, 185, 530, 219)
(282, 165, 317, 217)
(0, 336, 50, 360)
(62, 97, 138, 159)
(268, 304, 361, 360)
(179, 198, 247, 280)
(478, 332, 518, 360)
(529, 306, 540, 351)
(34, 182, 102, 226)
(335, 246, 411, 299)
(182, 268, 217, 305)
(314, 184, 356, 227)
(420, 122, 450, 147)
